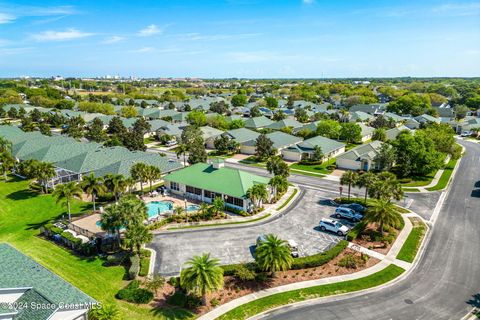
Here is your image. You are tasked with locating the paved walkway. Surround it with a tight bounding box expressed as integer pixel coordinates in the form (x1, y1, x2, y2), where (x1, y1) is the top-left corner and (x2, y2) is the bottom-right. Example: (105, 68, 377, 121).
(198, 214, 417, 320)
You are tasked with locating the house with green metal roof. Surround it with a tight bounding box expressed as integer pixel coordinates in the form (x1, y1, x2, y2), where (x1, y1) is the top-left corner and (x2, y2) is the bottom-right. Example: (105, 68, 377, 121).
(163, 160, 270, 212)
(239, 131, 303, 155)
(358, 123, 375, 142)
(336, 140, 384, 171)
(385, 125, 412, 141)
(223, 128, 260, 144)
(281, 135, 346, 162)
(350, 111, 374, 123)
(0, 243, 96, 320)
(201, 126, 225, 149)
(244, 116, 274, 129)
(265, 118, 303, 131)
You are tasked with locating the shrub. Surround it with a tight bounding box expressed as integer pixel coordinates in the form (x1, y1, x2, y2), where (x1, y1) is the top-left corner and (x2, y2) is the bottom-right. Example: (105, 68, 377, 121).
(210, 298, 220, 307)
(337, 254, 364, 269)
(291, 240, 348, 270)
(221, 262, 258, 276)
(168, 276, 180, 288)
(224, 205, 249, 217)
(347, 221, 367, 241)
(105, 252, 127, 266)
(167, 291, 201, 309)
(234, 264, 256, 281)
(255, 272, 269, 282)
(116, 280, 153, 304)
(129, 254, 140, 280)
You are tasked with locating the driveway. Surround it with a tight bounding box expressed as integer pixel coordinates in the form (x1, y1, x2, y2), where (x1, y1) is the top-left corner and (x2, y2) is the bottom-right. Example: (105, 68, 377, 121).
(148, 188, 345, 276)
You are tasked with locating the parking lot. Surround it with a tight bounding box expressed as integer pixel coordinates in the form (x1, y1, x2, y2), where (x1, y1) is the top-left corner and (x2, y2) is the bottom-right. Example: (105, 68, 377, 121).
(149, 188, 355, 276)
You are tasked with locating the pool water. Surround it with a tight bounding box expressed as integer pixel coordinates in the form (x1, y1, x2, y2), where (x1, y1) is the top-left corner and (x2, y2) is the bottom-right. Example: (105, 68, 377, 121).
(147, 201, 174, 218)
(186, 204, 200, 212)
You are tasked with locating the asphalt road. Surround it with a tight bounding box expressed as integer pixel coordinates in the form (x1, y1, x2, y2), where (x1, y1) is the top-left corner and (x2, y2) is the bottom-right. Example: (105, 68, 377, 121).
(260, 139, 480, 320)
(148, 187, 347, 276)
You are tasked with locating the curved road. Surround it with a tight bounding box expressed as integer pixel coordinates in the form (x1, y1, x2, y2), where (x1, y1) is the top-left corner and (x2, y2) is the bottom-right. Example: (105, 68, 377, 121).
(261, 139, 480, 320)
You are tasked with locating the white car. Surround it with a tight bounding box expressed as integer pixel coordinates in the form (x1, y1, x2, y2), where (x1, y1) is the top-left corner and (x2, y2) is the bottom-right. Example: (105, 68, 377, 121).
(319, 218, 350, 236)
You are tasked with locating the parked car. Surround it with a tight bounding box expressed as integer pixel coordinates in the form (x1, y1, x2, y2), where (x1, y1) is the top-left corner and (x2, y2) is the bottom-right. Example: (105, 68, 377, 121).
(339, 203, 366, 213)
(287, 239, 299, 258)
(321, 199, 340, 207)
(319, 218, 350, 236)
(334, 207, 363, 222)
(165, 140, 178, 147)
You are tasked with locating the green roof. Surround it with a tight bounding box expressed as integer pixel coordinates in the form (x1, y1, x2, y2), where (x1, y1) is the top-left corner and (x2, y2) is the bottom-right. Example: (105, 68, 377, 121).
(288, 135, 345, 154)
(164, 163, 269, 198)
(0, 243, 95, 309)
(200, 126, 224, 140)
(225, 128, 260, 143)
(266, 119, 303, 130)
(358, 123, 375, 137)
(242, 131, 303, 149)
(337, 141, 383, 161)
(244, 116, 274, 129)
(14, 289, 56, 320)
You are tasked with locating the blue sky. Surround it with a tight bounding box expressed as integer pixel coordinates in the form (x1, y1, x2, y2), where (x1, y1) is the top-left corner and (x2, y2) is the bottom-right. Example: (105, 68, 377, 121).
(0, 0, 479, 78)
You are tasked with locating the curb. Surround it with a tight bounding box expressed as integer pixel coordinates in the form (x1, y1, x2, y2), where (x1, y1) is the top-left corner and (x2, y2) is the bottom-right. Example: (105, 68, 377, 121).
(143, 247, 156, 277)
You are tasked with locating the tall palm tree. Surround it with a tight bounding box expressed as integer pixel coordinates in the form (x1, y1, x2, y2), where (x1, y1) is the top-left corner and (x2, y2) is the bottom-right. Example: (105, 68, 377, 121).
(116, 196, 148, 229)
(124, 176, 136, 193)
(211, 197, 224, 216)
(268, 175, 288, 199)
(266, 155, 290, 177)
(339, 109, 350, 123)
(340, 170, 359, 199)
(80, 173, 106, 211)
(146, 165, 161, 192)
(176, 144, 189, 167)
(180, 253, 224, 305)
(130, 162, 148, 195)
(246, 184, 269, 210)
(199, 202, 209, 216)
(123, 224, 152, 253)
(52, 182, 82, 221)
(34, 161, 56, 194)
(0, 136, 12, 154)
(369, 172, 404, 201)
(174, 206, 185, 216)
(365, 200, 402, 235)
(357, 172, 378, 204)
(255, 234, 293, 276)
(0, 151, 15, 181)
(104, 174, 126, 202)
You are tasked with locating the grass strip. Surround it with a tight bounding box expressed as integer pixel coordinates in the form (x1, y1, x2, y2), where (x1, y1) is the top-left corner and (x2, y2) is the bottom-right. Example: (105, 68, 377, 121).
(396, 219, 426, 263)
(276, 188, 298, 211)
(218, 265, 405, 320)
(426, 158, 457, 191)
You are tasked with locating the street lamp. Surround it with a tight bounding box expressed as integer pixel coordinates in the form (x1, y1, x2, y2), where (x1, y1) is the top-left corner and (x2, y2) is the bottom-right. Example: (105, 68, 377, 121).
(184, 193, 188, 223)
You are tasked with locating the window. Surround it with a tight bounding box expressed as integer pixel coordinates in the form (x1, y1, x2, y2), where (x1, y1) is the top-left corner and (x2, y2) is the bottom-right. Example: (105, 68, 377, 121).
(186, 185, 202, 195)
(226, 196, 243, 207)
(171, 181, 179, 191)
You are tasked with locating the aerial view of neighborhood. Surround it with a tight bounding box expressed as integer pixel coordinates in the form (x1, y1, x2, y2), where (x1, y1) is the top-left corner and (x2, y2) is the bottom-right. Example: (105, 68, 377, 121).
(0, 0, 479, 319)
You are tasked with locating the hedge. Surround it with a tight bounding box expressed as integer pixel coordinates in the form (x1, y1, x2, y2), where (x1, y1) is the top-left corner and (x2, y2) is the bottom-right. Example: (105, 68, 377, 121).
(129, 254, 140, 280)
(116, 280, 154, 304)
(221, 240, 348, 275)
(139, 250, 151, 277)
(291, 240, 348, 269)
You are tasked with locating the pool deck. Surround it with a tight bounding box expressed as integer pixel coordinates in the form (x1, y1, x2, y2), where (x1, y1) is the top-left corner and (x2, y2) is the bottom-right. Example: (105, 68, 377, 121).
(143, 194, 200, 210)
(69, 213, 105, 238)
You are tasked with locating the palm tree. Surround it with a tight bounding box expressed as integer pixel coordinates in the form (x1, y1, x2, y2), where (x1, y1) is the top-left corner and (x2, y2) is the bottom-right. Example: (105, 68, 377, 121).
(123, 224, 152, 253)
(52, 182, 82, 221)
(357, 172, 378, 204)
(176, 144, 189, 167)
(340, 170, 359, 199)
(369, 172, 404, 201)
(211, 197, 225, 216)
(365, 200, 402, 235)
(199, 202, 209, 216)
(116, 196, 148, 229)
(124, 176, 136, 193)
(104, 174, 126, 201)
(268, 175, 288, 199)
(100, 205, 123, 239)
(246, 184, 269, 211)
(146, 165, 161, 192)
(180, 253, 224, 305)
(88, 304, 121, 320)
(339, 109, 350, 123)
(0, 151, 15, 181)
(80, 173, 106, 211)
(130, 162, 148, 195)
(266, 155, 289, 177)
(255, 234, 293, 276)
(34, 161, 56, 194)
(144, 274, 165, 296)
(0, 136, 12, 154)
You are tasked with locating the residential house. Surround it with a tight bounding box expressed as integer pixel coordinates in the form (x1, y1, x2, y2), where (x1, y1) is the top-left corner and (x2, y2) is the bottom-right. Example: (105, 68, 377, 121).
(336, 140, 384, 171)
(282, 135, 345, 162)
(350, 111, 374, 123)
(385, 125, 412, 141)
(244, 116, 274, 129)
(201, 126, 225, 149)
(358, 123, 375, 142)
(239, 131, 302, 155)
(0, 243, 96, 320)
(265, 118, 303, 131)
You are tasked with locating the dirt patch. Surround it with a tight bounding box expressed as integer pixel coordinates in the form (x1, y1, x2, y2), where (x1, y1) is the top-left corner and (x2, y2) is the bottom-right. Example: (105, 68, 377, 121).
(352, 223, 399, 255)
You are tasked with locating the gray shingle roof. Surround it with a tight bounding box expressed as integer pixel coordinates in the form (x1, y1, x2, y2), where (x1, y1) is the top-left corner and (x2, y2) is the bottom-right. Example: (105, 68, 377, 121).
(337, 141, 384, 161)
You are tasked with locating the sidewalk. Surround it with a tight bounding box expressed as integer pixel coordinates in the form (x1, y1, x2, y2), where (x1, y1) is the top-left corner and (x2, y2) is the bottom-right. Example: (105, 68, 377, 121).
(198, 214, 416, 320)
(152, 186, 301, 233)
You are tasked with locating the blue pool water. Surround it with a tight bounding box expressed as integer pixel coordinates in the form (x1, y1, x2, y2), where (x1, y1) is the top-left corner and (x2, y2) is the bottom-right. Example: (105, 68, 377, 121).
(147, 201, 174, 218)
(186, 204, 200, 212)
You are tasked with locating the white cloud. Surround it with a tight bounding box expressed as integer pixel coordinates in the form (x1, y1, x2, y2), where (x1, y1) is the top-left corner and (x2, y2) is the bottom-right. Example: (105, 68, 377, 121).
(302, 0, 315, 4)
(174, 32, 262, 41)
(0, 12, 15, 24)
(102, 36, 125, 44)
(138, 24, 162, 37)
(132, 47, 155, 53)
(31, 28, 94, 41)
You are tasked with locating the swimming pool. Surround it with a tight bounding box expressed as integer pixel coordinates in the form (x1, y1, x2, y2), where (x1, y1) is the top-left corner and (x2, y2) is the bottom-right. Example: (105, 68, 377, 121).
(186, 204, 200, 212)
(147, 201, 174, 218)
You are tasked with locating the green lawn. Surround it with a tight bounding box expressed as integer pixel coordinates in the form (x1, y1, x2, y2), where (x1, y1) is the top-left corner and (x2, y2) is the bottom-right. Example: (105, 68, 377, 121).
(396, 219, 426, 263)
(238, 156, 266, 167)
(402, 188, 421, 192)
(426, 158, 457, 191)
(0, 177, 193, 320)
(290, 158, 335, 175)
(400, 171, 437, 187)
(218, 265, 405, 320)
